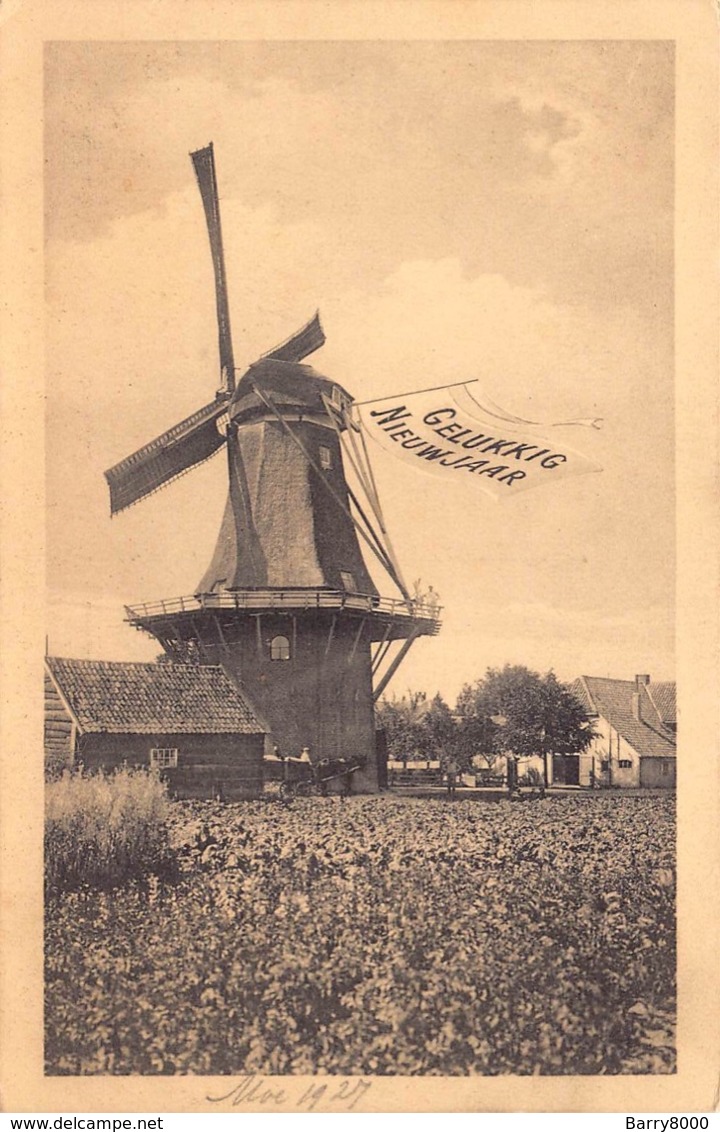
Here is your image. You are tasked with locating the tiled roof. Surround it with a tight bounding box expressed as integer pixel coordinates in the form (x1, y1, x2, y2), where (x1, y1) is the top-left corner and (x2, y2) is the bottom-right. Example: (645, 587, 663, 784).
(46, 657, 265, 735)
(577, 675, 676, 760)
(570, 677, 594, 715)
(647, 681, 676, 725)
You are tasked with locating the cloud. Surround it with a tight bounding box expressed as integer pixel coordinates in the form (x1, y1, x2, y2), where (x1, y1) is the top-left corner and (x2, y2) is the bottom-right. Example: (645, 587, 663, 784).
(47, 203, 672, 630)
(46, 591, 159, 663)
(322, 255, 666, 434)
(393, 598, 674, 702)
(44, 41, 672, 319)
(43, 43, 675, 691)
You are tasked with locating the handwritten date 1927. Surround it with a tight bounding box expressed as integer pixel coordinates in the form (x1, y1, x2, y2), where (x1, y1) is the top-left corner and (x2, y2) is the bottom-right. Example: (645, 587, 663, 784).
(207, 1074, 373, 1112)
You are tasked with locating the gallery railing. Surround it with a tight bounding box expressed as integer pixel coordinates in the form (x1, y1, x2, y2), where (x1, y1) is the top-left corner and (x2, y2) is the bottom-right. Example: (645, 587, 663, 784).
(125, 589, 442, 624)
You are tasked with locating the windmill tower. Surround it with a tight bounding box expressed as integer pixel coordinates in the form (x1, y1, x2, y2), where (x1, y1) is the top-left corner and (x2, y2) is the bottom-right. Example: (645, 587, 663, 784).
(105, 144, 440, 791)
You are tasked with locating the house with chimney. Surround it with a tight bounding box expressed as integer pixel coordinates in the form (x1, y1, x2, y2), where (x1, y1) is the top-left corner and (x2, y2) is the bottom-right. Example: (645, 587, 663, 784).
(568, 674, 676, 789)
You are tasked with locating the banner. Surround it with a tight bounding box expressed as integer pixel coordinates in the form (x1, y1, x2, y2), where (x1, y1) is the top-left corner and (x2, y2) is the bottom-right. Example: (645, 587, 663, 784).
(356, 383, 603, 500)
(451, 382, 604, 432)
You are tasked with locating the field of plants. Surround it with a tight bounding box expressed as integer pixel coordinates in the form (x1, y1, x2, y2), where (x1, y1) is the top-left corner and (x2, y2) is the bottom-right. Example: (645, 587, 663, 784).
(45, 792, 675, 1076)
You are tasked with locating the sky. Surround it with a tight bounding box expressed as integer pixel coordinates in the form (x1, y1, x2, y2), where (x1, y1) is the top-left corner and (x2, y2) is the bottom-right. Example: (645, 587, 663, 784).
(44, 40, 675, 703)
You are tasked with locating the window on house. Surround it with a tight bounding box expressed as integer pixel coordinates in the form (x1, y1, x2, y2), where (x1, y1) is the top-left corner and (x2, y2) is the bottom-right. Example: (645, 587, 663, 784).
(270, 635, 291, 661)
(150, 748, 178, 769)
(660, 762, 671, 776)
(340, 570, 357, 591)
(600, 759, 609, 770)
(319, 445, 332, 470)
(618, 759, 632, 769)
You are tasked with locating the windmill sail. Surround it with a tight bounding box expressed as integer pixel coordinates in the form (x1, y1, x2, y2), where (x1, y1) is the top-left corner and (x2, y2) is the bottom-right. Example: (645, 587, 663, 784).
(104, 147, 331, 517)
(356, 382, 602, 501)
(105, 397, 230, 514)
(191, 143, 236, 392)
(261, 311, 326, 364)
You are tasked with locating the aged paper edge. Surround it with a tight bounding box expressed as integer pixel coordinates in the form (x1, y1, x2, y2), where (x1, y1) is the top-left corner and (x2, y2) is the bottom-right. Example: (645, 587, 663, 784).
(0, 0, 718, 1115)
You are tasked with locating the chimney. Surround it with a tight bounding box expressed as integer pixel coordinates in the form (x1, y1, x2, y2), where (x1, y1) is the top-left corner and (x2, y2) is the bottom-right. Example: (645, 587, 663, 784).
(632, 691, 642, 721)
(635, 674, 650, 688)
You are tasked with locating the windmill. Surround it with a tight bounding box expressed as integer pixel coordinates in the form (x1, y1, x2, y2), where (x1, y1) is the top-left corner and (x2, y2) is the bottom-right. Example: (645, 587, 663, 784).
(105, 143, 440, 791)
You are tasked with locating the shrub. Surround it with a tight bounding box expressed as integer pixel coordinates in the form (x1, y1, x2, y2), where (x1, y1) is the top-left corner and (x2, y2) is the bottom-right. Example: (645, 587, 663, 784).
(45, 748, 72, 781)
(45, 766, 176, 897)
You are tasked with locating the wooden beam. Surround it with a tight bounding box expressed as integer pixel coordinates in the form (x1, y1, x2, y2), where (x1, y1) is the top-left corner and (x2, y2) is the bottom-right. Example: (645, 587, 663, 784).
(190, 619, 212, 663)
(373, 628, 422, 702)
(356, 420, 409, 598)
(322, 391, 410, 600)
(348, 618, 367, 666)
(43, 659, 82, 736)
(373, 622, 392, 659)
(371, 622, 393, 676)
(346, 484, 404, 591)
(255, 614, 263, 659)
(45, 710, 72, 724)
(371, 637, 392, 677)
(324, 614, 337, 660)
(212, 613, 229, 653)
(170, 620, 186, 659)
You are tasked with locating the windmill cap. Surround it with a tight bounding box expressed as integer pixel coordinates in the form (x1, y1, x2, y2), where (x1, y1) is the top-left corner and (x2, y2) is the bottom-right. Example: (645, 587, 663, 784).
(229, 358, 354, 425)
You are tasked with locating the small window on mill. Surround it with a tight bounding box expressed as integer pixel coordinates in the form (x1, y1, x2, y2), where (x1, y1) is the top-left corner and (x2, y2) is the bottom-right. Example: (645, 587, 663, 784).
(319, 445, 332, 470)
(271, 635, 291, 661)
(340, 571, 357, 592)
(150, 748, 178, 769)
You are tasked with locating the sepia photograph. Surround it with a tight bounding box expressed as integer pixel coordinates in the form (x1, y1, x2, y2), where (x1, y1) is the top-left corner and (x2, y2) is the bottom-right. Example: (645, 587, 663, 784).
(42, 36, 676, 1080)
(1, 0, 718, 1116)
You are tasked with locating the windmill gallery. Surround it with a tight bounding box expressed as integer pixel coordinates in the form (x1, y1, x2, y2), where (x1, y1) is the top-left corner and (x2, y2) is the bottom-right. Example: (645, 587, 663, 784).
(45, 144, 601, 799)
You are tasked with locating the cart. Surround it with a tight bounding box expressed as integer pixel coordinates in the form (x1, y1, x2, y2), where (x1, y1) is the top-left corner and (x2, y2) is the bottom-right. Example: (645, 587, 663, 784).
(279, 755, 366, 800)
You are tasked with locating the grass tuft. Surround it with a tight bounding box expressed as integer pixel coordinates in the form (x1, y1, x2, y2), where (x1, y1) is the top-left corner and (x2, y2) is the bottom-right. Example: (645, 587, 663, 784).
(45, 766, 176, 897)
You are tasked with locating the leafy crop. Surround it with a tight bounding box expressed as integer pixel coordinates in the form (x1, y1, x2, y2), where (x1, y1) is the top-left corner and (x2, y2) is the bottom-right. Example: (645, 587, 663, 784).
(45, 794, 675, 1075)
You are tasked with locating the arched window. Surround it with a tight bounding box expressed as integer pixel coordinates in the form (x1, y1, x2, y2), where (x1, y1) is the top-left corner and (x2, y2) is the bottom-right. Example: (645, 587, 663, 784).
(270, 635, 291, 661)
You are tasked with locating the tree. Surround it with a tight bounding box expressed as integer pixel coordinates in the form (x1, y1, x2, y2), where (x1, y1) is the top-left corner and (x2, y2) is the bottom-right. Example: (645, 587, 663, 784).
(377, 691, 461, 767)
(471, 664, 594, 788)
(422, 694, 460, 769)
(455, 680, 504, 772)
(376, 691, 429, 767)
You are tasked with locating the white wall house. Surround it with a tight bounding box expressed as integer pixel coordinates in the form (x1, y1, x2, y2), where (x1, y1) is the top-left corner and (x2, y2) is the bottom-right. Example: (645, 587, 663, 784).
(570, 674, 676, 788)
